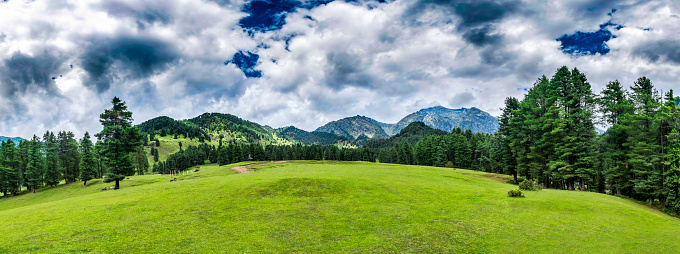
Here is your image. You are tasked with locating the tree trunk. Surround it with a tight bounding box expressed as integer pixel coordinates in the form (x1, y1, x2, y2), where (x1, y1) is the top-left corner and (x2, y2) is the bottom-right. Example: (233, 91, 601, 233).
(648, 197, 653, 206)
(568, 180, 574, 191)
(513, 171, 518, 184)
(580, 177, 585, 191)
(32, 188, 36, 193)
(114, 180, 120, 190)
(84, 180, 87, 187)
(616, 187, 621, 196)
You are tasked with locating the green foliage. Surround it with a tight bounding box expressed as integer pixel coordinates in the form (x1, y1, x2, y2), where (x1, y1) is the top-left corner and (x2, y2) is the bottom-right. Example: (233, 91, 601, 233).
(364, 122, 448, 149)
(519, 179, 542, 191)
(79, 132, 98, 186)
(0, 139, 23, 196)
(507, 189, 524, 197)
(95, 97, 144, 189)
(24, 136, 44, 193)
(276, 126, 352, 146)
(43, 131, 62, 187)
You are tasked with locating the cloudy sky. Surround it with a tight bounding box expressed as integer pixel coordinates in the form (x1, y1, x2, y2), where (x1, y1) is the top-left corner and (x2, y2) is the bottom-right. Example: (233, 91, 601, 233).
(0, 0, 679, 138)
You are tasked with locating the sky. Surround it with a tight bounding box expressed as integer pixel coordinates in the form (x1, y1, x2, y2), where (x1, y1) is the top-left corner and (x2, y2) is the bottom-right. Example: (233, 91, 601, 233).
(0, 0, 679, 139)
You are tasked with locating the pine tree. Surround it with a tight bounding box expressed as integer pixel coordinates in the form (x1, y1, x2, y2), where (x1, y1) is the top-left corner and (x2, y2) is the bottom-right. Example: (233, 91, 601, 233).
(665, 129, 680, 212)
(25, 136, 44, 193)
(57, 131, 80, 184)
(95, 97, 144, 190)
(1, 139, 23, 196)
(598, 80, 634, 195)
(500, 97, 520, 183)
(627, 77, 662, 205)
(43, 131, 62, 187)
(79, 132, 98, 186)
(134, 146, 149, 175)
(570, 68, 597, 191)
(659, 89, 679, 205)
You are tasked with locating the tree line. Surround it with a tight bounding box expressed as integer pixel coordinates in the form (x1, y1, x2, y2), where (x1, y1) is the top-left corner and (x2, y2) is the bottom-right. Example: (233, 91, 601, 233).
(0, 97, 149, 196)
(496, 66, 679, 212)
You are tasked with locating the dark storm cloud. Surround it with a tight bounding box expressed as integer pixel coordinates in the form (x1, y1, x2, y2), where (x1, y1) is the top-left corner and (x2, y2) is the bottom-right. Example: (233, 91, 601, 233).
(633, 40, 680, 65)
(100, 1, 173, 29)
(80, 36, 180, 93)
(403, 0, 526, 70)
(462, 26, 501, 47)
(324, 51, 373, 90)
(567, 0, 621, 19)
(404, 0, 525, 46)
(0, 51, 64, 97)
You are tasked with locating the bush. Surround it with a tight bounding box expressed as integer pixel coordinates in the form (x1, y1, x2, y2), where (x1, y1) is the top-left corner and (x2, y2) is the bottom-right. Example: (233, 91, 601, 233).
(519, 179, 542, 191)
(508, 189, 524, 197)
(445, 161, 454, 168)
(506, 176, 526, 185)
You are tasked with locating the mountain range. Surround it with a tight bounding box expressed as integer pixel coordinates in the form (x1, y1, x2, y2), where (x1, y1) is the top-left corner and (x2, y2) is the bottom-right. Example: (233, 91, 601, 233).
(314, 106, 499, 144)
(0, 136, 25, 144)
(4, 106, 499, 146)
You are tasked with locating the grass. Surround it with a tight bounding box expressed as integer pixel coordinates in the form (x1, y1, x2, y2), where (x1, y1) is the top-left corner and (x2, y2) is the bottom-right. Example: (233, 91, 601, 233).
(0, 161, 679, 253)
(144, 135, 218, 165)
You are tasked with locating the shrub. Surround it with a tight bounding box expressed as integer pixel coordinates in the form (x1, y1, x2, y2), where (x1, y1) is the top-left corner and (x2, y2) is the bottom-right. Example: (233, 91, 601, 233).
(508, 189, 524, 197)
(519, 179, 542, 191)
(445, 161, 454, 168)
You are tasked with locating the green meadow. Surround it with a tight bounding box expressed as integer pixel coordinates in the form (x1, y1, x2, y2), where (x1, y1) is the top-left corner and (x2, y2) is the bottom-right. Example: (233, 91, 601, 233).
(1, 161, 679, 253)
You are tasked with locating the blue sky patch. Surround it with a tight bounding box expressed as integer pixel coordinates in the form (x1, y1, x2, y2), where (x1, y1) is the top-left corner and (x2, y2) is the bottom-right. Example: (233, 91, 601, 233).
(239, 0, 340, 34)
(226, 51, 262, 78)
(556, 21, 623, 56)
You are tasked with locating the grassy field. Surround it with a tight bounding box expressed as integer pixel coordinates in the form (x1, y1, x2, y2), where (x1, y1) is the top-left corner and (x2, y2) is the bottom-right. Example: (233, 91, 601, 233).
(1, 161, 679, 253)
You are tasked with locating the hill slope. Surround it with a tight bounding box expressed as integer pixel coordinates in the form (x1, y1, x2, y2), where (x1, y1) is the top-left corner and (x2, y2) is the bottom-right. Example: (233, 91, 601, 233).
(276, 126, 353, 146)
(314, 115, 389, 141)
(137, 113, 351, 147)
(2, 161, 677, 253)
(364, 121, 448, 149)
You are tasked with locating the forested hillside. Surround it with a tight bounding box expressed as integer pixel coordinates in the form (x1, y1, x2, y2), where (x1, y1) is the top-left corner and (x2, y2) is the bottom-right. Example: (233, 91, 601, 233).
(314, 115, 390, 142)
(276, 126, 354, 146)
(364, 122, 448, 149)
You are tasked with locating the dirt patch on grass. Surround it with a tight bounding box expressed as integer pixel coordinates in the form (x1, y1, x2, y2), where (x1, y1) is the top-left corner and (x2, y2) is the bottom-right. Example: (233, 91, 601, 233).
(460, 171, 513, 184)
(231, 161, 288, 173)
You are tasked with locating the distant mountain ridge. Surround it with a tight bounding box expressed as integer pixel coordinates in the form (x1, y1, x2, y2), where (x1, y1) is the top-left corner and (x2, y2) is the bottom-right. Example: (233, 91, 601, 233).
(137, 113, 352, 146)
(314, 115, 389, 141)
(0, 136, 25, 144)
(313, 106, 499, 143)
(135, 106, 499, 147)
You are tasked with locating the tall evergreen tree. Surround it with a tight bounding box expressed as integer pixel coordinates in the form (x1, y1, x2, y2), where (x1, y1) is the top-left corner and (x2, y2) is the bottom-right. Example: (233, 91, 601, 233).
(627, 77, 662, 205)
(79, 132, 98, 186)
(95, 97, 144, 190)
(1, 139, 23, 196)
(57, 131, 80, 184)
(598, 80, 634, 195)
(43, 131, 62, 187)
(500, 97, 520, 184)
(25, 136, 44, 193)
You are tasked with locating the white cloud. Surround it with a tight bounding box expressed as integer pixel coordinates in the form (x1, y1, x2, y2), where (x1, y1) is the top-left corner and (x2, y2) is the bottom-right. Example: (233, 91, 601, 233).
(1, 0, 679, 138)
